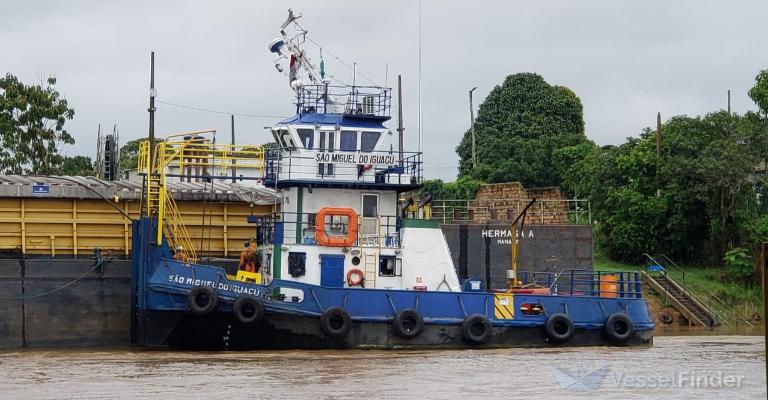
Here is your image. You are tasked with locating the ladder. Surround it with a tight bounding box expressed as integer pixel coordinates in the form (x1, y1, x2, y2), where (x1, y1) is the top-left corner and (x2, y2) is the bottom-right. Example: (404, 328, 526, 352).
(361, 215, 383, 288)
(362, 250, 378, 288)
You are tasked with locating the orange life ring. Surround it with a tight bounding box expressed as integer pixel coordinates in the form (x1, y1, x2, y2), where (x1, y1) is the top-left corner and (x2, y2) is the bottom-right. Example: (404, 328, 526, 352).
(315, 207, 358, 247)
(347, 268, 365, 287)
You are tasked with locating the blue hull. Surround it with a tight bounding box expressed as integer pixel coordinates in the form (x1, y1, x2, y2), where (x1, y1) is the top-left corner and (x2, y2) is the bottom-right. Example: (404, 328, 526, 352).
(131, 218, 654, 349)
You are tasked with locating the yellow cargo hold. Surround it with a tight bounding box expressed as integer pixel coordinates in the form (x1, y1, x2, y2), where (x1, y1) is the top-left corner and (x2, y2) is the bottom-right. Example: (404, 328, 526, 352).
(0, 176, 278, 258)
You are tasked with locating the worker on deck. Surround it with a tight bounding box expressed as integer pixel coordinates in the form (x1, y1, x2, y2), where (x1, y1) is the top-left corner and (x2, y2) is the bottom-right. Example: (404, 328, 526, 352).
(239, 239, 259, 273)
(173, 245, 189, 263)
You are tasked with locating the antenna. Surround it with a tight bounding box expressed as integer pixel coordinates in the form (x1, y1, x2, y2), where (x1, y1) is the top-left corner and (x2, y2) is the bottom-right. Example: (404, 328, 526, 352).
(418, 0, 423, 154)
(281, 8, 303, 30)
(269, 9, 322, 92)
(95, 124, 103, 178)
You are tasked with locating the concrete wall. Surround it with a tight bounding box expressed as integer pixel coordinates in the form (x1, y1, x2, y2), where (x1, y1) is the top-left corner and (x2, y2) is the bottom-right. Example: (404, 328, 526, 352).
(442, 224, 593, 289)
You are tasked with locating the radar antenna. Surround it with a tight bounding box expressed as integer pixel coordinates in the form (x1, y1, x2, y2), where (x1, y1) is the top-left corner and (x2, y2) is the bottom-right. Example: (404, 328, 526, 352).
(268, 8, 324, 93)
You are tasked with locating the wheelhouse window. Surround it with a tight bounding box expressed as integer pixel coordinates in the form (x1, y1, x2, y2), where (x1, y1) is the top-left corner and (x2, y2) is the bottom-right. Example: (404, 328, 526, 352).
(318, 131, 334, 176)
(340, 130, 357, 152)
(297, 128, 314, 149)
(272, 129, 293, 148)
(361, 131, 381, 152)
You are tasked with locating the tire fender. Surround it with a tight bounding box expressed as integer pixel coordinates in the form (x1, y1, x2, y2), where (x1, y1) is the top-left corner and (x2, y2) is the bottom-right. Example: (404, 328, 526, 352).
(320, 307, 352, 338)
(604, 312, 634, 343)
(461, 314, 492, 344)
(187, 285, 219, 315)
(545, 313, 575, 343)
(392, 308, 424, 339)
(233, 295, 264, 324)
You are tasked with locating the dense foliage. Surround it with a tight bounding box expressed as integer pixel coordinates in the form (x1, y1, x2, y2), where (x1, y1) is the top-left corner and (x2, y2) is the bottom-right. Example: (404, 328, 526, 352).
(0, 74, 75, 174)
(419, 177, 484, 200)
(456, 73, 591, 188)
(562, 109, 767, 263)
(444, 69, 768, 269)
(56, 155, 95, 176)
(119, 138, 144, 171)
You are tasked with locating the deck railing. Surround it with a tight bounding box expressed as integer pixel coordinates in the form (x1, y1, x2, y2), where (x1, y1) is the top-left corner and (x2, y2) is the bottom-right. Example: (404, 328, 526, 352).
(265, 211, 401, 249)
(264, 148, 422, 187)
(516, 269, 644, 298)
(296, 84, 391, 119)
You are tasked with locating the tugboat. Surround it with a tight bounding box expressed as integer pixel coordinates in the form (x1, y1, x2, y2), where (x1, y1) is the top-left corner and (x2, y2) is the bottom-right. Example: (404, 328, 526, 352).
(130, 10, 654, 349)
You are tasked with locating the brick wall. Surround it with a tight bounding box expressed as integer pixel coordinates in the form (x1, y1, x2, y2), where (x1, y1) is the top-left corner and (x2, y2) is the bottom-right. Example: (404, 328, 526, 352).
(469, 183, 568, 224)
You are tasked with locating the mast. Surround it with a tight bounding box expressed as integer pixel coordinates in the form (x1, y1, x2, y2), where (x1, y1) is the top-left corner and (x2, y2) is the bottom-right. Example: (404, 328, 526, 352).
(397, 75, 404, 162)
(148, 51, 156, 174)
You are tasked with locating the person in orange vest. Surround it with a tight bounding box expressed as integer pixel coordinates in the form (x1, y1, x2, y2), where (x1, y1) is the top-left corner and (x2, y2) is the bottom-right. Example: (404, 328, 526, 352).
(239, 239, 259, 273)
(173, 245, 189, 263)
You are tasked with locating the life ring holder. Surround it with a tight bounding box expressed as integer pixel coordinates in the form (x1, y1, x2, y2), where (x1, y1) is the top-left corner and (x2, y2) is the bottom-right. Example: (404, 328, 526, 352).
(315, 207, 359, 247)
(346, 268, 365, 287)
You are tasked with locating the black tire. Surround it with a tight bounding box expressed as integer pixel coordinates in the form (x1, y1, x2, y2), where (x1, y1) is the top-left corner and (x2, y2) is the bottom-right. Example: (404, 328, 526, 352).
(545, 313, 575, 343)
(187, 286, 218, 315)
(604, 313, 634, 343)
(320, 307, 352, 338)
(233, 295, 264, 324)
(461, 314, 492, 344)
(392, 308, 424, 339)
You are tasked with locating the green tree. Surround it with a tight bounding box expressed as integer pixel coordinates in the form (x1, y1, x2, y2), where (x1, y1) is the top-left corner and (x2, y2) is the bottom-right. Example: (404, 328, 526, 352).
(119, 137, 168, 171)
(748, 69, 768, 115)
(419, 177, 484, 200)
(456, 73, 590, 187)
(564, 111, 764, 263)
(56, 155, 95, 176)
(0, 74, 75, 174)
(119, 138, 143, 171)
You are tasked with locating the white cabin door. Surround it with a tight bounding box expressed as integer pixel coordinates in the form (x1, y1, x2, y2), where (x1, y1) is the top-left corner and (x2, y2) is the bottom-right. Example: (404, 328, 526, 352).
(361, 193, 379, 246)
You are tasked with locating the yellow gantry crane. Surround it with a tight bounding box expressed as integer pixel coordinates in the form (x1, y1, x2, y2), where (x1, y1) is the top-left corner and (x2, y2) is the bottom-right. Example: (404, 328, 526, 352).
(506, 199, 537, 289)
(138, 130, 265, 263)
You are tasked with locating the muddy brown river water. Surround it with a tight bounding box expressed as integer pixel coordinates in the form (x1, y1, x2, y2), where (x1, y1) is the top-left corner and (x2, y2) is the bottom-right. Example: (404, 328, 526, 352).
(0, 335, 765, 399)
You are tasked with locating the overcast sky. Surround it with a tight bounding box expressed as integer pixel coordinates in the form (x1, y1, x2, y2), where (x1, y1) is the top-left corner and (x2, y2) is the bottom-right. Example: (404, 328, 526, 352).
(2, 0, 767, 180)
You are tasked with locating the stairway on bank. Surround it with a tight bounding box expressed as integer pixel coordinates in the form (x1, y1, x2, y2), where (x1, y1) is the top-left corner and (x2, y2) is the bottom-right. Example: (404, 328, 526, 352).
(647, 274, 714, 326)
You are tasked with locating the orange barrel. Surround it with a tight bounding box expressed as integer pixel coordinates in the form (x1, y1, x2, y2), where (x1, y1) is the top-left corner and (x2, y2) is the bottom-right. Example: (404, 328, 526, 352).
(599, 274, 618, 298)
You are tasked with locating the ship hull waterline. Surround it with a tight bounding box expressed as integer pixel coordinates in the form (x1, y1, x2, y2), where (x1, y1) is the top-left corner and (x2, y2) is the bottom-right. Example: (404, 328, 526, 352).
(144, 310, 653, 350)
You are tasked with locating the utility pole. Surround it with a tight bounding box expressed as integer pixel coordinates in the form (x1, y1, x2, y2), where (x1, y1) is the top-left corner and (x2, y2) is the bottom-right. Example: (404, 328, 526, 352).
(727, 89, 731, 113)
(469, 87, 478, 168)
(656, 112, 662, 198)
(397, 75, 404, 162)
(231, 114, 236, 183)
(148, 52, 156, 174)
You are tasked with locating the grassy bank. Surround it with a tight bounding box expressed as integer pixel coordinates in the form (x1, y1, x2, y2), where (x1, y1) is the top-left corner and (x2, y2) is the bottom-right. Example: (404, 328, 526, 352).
(594, 256, 764, 322)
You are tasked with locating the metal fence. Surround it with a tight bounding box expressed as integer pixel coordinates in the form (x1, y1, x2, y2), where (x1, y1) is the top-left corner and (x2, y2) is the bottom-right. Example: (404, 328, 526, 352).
(429, 199, 591, 225)
(517, 269, 644, 298)
(296, 84, 392, 119)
